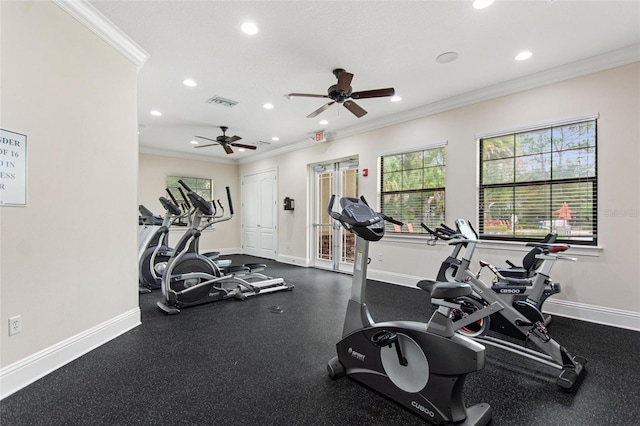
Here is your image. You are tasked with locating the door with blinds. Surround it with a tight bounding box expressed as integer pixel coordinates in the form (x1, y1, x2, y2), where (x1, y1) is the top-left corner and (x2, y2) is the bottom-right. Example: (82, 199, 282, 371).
(312, 159, 359, 272)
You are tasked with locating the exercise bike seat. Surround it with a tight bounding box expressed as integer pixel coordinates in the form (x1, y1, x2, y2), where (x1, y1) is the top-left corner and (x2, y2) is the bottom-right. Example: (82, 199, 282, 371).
(417, 279, 472, 299)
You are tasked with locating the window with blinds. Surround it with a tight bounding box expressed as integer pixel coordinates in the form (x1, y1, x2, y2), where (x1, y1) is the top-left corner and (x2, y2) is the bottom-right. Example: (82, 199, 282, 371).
(167, 176, 213, 203)
(380, 146, 446, 234)
(479, 119, 597, 244)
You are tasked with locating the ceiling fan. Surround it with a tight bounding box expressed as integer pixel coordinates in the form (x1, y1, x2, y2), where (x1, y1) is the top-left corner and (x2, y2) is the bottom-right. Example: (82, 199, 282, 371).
(194, 126, 257, 155)
(287, 68, 395, 118)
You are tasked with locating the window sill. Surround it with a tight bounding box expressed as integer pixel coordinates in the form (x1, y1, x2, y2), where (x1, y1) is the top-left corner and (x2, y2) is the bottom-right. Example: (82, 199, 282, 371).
(383, 233, 603, 256)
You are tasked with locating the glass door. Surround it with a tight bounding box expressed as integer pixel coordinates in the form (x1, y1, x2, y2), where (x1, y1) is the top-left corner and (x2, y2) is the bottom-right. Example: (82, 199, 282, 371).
(312, 159, 359, 272)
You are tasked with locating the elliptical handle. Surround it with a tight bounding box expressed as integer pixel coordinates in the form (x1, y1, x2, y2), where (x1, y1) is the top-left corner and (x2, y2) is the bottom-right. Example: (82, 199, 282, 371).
(166, 188, 179, 206)
(178, 187, 191, 209)
(225, 186, 234, 215)
(178, 179, 193, 192)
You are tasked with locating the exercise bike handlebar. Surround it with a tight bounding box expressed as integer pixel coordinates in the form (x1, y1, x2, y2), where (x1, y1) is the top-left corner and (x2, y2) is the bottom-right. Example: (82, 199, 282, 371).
(421, 222, 468, 243)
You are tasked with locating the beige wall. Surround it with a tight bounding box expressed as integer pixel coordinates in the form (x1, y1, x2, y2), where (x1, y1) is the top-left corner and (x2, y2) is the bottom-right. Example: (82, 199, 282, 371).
(138, 153, 241, 252)
(240, 63, 640, 317)
(1, 1, 139, 368)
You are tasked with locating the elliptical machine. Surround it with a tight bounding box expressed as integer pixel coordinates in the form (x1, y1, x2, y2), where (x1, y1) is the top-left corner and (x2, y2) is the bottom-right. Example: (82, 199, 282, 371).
(326, 195, 491, 425)
(157, 180, 293, 315)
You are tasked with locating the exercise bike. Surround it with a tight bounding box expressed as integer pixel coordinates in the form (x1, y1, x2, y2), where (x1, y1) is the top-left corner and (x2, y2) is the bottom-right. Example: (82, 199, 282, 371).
(157, 180, 293, 315)
(326, 195, 491, 425)
(422, 221, 560, 326)
(420, 219, 587, 391)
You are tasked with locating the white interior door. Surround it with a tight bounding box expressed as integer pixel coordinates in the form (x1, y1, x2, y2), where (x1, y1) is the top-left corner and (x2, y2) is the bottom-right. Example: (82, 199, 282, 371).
(312, 159, 358, 272)
(242, 169, 277, 259)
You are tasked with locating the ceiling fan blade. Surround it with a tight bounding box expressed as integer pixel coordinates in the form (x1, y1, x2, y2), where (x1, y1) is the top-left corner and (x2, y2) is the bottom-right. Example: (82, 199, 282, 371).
(194, 143, 220, 149)
(227, 135, 242, 143)
(351, 87, 395, 99)
(231, 143, 257, 150)
(223, 144, 234, 154)
(343, 100, 367, 118)
(336, 71, 354, 94)
(195, 135, 219, 143)
(288, 93, 330, 99)
(307, 101, 335, 118)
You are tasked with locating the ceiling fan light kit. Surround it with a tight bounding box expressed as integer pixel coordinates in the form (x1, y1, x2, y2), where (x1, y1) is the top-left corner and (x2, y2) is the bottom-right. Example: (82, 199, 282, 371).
(288, 68, 395, 118)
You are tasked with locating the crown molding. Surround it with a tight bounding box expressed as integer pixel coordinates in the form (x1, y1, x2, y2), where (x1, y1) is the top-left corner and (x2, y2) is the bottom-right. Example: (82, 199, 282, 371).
(329, 44, 640, 142)
(237, 138, 317, 164)
(52, 0, 149, 68)
(139, 146, 239, 165)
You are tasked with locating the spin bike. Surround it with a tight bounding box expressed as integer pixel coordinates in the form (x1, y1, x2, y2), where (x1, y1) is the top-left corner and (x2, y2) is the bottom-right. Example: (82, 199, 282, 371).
(422, 221, 560, 325)
(420, 219, 587, 391)
(157, 180, 293, 315)
(326, 195, 491, 425)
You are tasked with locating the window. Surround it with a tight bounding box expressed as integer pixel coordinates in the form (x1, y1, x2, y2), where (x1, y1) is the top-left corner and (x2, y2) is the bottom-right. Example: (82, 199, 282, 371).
(380, 145, 446, 234)
(167, 176, 213, 203)
(479, 119, 597, 244)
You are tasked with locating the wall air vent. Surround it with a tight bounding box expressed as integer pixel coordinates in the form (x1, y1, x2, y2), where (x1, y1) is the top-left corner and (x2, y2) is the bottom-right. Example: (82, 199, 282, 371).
(205, 96, 238, 108)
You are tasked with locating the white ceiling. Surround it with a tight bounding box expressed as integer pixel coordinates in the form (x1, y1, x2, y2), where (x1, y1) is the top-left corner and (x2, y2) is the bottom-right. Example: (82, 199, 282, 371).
(90, 0, 640, 162)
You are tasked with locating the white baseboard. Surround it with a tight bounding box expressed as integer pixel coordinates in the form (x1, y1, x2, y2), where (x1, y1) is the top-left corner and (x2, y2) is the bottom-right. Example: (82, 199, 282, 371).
(0, 307, 141, 400)
(276, 254, 310, 267)
(367, 268, 640, 332)
(542, 299, 640, 332)
(201, 247, 241, 256)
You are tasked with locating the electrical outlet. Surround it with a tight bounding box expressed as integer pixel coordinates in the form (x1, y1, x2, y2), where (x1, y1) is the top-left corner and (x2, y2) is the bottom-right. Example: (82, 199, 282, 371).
(378, 253, 383, 261)
(9, 315, 21, 336)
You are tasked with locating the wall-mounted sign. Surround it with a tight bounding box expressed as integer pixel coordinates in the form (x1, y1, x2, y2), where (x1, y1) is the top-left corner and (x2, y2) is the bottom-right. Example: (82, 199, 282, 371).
(0, 129, 27, 206)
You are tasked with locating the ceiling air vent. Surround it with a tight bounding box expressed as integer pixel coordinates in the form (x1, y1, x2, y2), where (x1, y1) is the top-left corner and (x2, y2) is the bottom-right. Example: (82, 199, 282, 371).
(205, 96, 238, 108)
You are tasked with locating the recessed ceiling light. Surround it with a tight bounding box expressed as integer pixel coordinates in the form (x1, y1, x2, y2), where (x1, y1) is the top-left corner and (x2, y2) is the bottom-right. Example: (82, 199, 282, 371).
(263, 103, 274, 109)
(473, 0, 494, 9)
(150, 110, 162, 116)
(272, 136, 280, 141)
(319, 120, 328, 125)
(190, 140, 198, 145)
(390, 95, 402, 102)
(183, 79, 197, 87)
(241, 22, 258, 35)
(515, 51, 533, 61)
(436, 52, 459, 64)
(238, 148, 246, 152)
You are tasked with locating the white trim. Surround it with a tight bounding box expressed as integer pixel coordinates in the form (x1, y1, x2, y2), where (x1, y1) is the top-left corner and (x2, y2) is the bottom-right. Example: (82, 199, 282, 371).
(324, 45, 639, 147)
(139, 147, 238, 165)
(199, 246, 241, 256)
(542, 299, 640, 332)
(277, 254, 311, 267)
(238, 139, 316, 164)
(378, 140, 448, 157)
(475, 239, 603, 257)
(52, 0, 149, 68)
(475, 113, 600, 140)
(171, 46, 635, 165)
(0, 308, 141, 400)
(366, 269, 640, 331)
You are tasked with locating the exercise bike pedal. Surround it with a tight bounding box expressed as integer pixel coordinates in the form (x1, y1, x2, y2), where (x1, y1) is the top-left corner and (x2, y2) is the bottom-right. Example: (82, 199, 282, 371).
(371, 331, 408, 366)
